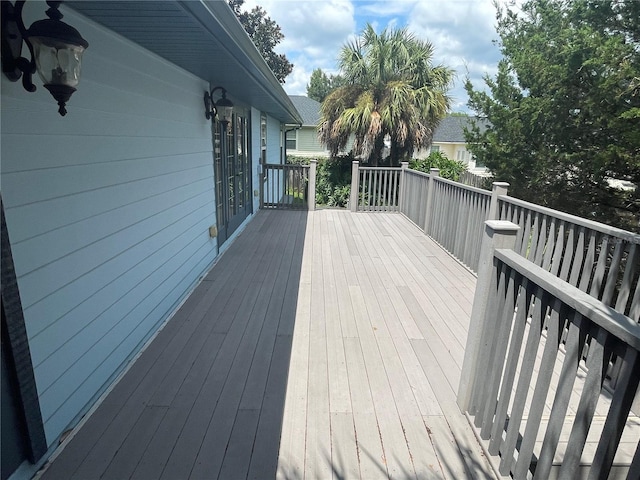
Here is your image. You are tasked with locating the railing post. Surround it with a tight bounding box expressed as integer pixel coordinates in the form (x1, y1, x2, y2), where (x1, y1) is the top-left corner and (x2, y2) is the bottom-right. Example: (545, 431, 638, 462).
(398, 161, 409, 213)
(488, 181, 509, 220)
(423, 168, 439, 234)
(350, 161, 359, 212)
(458, 220, 520, 412)
(308, 159, 317, 211)
(259, 163, 264, 209)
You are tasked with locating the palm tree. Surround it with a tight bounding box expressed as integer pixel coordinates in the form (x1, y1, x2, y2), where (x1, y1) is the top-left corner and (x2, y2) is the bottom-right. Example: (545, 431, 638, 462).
(319, 24, 453, 165)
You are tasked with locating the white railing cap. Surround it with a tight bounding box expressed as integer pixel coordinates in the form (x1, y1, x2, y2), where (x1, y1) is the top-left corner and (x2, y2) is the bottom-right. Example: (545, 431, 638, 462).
(485, 220, 520, 232)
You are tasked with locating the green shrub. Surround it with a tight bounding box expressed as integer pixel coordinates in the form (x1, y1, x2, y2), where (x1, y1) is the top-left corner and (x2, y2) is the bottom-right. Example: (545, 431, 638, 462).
(315, 154, 354, 207)
(286, 155, 312, 166)
(285, 154, 354, 207)
(410, 151, 467, 181)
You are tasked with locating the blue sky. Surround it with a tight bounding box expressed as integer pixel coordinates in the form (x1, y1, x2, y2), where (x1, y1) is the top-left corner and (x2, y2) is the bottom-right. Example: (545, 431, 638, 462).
(244, 0, 512, 112)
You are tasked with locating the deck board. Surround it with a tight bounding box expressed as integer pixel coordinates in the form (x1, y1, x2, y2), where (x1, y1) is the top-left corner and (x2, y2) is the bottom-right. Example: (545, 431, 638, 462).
(39, 210, 503, 480)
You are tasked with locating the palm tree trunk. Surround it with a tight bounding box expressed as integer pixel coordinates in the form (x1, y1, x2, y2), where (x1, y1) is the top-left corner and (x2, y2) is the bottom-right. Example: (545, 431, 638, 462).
(371, 136, 385, 166)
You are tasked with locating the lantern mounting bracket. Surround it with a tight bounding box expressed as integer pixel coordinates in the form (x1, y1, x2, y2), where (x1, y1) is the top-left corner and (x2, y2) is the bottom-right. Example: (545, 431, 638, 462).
(1, 1, 37, 91)
(204, 86, 234, 126)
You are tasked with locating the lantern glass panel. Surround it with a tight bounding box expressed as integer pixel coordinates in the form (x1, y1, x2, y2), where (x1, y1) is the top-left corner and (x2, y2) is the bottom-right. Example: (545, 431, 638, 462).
(30, 36, 85, 87)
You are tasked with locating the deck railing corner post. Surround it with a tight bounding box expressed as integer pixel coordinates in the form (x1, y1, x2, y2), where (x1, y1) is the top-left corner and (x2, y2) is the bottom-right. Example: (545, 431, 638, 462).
(457, 219, 519, 412)
(398, 161, 409, 213)
(350, 161, 360, 212)
(308, 159, 317, 211)
(423, 168, 440, 234)
(488, 181, 509, 220)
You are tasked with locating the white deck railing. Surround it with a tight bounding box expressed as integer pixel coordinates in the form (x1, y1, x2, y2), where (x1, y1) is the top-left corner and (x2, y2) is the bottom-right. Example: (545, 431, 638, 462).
(349, 161, 402, 212)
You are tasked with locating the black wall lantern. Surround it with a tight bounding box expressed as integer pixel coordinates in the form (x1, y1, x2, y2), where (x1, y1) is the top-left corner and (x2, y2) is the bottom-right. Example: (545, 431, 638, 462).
(1, 0, 89, 116)
(204, 86, 234, 126)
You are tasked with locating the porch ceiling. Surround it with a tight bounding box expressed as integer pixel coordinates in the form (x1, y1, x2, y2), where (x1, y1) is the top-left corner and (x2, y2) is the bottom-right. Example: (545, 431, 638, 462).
(66, 0, 302, 125)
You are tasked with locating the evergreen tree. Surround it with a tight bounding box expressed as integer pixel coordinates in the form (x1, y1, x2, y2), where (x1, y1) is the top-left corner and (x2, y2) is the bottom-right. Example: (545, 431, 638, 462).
(465, 0, 640, 231)
(228, 0, 293, 83)
(307, 68, 345, 102)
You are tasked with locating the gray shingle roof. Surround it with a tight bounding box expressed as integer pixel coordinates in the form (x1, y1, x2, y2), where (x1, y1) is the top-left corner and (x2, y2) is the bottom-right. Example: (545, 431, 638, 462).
(432, 115, 489, 143)
(288, 95, 322, 126)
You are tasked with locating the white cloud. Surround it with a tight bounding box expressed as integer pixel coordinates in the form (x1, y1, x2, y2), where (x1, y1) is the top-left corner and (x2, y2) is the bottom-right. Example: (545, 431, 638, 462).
(243, 0, 356, 95)
(358, 0, 419, 17)
(403, 1, 506, 111)
(241, 0, 517, 110)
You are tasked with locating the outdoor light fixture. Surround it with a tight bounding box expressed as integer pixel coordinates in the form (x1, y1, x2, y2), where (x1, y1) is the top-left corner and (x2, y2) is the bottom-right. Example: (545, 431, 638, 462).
(204, 86, 234, 125)
(1, 0, 89, 116)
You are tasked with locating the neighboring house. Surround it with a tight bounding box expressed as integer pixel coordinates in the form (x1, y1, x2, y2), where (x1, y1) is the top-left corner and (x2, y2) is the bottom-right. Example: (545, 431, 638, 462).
(286, 95, 327, 157)
(285, 95, 354, 158)
(0, 2, 301, 479)
(285, 100, 486, 171)
(415, 115, 489, 172)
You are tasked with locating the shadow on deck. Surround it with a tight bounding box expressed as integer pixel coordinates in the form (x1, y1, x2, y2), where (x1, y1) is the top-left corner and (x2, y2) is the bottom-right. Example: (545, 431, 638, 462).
(38, 209, 495, 480)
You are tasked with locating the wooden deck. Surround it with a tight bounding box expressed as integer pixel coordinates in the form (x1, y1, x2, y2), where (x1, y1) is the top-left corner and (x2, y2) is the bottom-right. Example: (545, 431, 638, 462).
(38, 209, 496, 480)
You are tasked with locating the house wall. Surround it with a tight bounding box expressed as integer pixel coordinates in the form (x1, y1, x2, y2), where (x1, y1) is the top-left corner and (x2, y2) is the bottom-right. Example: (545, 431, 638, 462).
(415, 142, 459, 159)
(266, 115, 283, 164)
(1, 5, 218, 447)
(296, 127, 327, 155)
(288, 127, 356, 158)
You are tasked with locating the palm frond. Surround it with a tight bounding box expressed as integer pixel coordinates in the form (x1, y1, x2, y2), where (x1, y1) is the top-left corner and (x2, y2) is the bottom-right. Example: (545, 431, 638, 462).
(320, 22, 455, 164)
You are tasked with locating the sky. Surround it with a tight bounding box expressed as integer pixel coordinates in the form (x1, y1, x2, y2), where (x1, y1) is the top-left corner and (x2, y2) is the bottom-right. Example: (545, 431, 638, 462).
(243, 0, 512, 112)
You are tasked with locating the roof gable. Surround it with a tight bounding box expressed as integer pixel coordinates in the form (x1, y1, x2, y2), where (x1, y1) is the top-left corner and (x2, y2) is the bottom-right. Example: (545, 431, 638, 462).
(432, 116, 489, 143)
(288, 95, 322, 126)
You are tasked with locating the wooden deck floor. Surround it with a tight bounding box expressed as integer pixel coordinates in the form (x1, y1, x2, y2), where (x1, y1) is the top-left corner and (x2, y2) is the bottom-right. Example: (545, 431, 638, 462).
(38, 209, 496, 480)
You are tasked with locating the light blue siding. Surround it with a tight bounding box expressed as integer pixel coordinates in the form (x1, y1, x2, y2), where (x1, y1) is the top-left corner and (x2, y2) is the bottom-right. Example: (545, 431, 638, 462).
(1, 7, 218, 445)
(266, 115, 283, 164)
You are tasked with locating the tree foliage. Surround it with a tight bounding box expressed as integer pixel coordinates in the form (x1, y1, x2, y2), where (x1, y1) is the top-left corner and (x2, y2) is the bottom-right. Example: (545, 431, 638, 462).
(410, 151, 467, 181)
(465, 0, 640, 231)
(319, 24, 454, 166)
(228, 0, 293, 83)
(307, 68, 346, 102)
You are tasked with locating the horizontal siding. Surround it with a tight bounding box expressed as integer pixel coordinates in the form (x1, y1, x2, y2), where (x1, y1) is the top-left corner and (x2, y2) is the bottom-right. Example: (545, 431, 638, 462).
(1, 7, 218, 445)
(297, 127, 325, 153)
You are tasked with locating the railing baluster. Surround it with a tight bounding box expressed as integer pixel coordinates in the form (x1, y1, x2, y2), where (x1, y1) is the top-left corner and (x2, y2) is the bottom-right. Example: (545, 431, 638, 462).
(528, 211, 541, 261)
(557, 328, 609, 479)
(549, 220, 566, 277)
(588, 348, 640, 480)
(488, 278, 533, 455)
(532, 214, 547, 265)
(479, 267, 518, 438)
(601, 241, 625, 305)
(499, 289, 548, 475)
(512, 299, 565, 480)
(589, 235, 612, 298)
(541, 216, 557, 271)
(578, 232, 598, 292)
(366, 169, 372, 211)
(533, 312, 589, 479)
